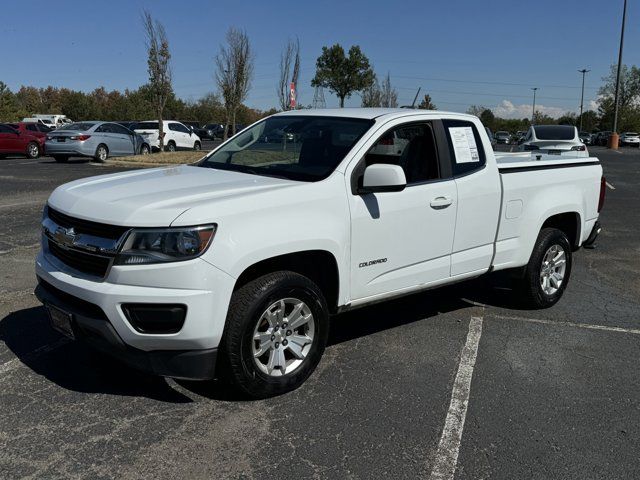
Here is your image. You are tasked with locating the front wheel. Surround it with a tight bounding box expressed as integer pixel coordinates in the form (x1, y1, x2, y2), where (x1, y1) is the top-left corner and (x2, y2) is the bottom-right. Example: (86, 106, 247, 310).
(193, 141, 201, 151)
(220, 271, 330, 398)
(166, 141, 176, 152)
(140, 143, 150, 155)
(519, 228, 572, 308)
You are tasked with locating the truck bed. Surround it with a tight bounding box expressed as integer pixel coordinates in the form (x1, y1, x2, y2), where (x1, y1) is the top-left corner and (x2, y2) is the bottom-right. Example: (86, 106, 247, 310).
(492, 155, 602, 271)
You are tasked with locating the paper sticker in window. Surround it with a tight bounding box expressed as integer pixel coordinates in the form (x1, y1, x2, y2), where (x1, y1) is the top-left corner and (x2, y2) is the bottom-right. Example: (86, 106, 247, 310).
(449, 127, 480, 164)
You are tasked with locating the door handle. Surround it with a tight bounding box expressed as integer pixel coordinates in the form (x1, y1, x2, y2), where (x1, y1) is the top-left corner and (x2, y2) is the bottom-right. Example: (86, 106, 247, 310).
(430, 196, 453, 209)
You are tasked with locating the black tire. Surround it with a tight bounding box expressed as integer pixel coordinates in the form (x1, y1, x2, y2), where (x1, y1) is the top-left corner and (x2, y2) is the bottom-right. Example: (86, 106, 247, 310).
(194, 141, 201, 151)
(53, 155, 69, 163)
(94, 144, 108, 162)
(166, 141, 176, 152)
(519, 228, 572, 308)
(140, 143, 150, 155)
(220, 271, 330, 399)
(26, 142, 40, 159)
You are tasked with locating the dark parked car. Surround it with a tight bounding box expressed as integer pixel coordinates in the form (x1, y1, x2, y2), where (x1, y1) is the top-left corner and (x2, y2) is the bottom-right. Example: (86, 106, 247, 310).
(0, 123, 43, 159)
(494, 131, 511, 144)
(180, 121, 208, 139)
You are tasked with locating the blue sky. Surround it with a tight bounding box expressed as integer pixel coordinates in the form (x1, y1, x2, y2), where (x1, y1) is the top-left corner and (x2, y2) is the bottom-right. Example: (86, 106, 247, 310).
(1, 0, 638, 118)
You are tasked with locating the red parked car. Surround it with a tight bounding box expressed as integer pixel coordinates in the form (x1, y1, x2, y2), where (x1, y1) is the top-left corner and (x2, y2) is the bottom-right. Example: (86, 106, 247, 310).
(0, 123, 44, 159)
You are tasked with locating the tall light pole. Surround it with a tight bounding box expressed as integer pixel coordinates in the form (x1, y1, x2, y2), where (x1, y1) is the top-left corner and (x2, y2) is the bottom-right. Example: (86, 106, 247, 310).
(531, 87, 538, 124)
(578, 69, 590, 131)
(612, 0, 627, 139)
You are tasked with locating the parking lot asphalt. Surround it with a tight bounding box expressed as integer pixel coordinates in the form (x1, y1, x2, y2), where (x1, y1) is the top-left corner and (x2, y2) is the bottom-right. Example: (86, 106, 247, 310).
(1, 146, 639, 479)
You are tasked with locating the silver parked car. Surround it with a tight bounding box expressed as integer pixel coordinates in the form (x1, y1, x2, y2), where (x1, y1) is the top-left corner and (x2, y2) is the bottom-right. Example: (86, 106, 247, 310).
(45, 121, 151, 162)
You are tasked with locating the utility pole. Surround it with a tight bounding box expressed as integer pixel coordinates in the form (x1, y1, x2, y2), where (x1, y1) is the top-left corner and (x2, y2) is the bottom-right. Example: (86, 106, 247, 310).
(531, 88, 538, 124)
(578, 69, 590, 132)
(610, 0, 627, 149)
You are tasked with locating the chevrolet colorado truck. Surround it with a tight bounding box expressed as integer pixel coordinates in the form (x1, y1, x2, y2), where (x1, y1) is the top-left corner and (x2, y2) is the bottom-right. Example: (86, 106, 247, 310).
(35, 109, 605, 398)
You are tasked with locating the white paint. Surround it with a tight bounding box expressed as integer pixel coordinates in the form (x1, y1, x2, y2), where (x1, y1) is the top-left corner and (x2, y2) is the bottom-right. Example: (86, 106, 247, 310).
(429, 316, 484, 480)
(606, 181, 616, 190)
(493, 314, 640, 335)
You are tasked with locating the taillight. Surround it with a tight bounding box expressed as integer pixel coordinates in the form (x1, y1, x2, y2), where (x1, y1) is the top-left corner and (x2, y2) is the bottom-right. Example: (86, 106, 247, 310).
(598, 176, 606, 213)
(571, 145, 586, 151)
(69, 135, 91, 141)
(523, 144, 539, 151)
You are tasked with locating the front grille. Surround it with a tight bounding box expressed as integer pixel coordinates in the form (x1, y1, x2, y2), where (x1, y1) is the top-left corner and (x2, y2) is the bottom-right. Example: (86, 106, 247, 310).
(48, 240, 112, 277)
(47, 207, 129, 240)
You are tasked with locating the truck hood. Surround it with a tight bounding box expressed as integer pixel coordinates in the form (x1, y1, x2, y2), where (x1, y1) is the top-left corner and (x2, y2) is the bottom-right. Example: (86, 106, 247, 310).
(48, 164, 299, 227)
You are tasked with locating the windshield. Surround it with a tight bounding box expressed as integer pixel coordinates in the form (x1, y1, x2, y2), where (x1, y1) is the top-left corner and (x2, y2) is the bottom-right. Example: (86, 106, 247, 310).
(624, 132, 638, 136)
(534, 125, 575, 140)
(198, 115, 374, 181)
(58, 122, 95, 131)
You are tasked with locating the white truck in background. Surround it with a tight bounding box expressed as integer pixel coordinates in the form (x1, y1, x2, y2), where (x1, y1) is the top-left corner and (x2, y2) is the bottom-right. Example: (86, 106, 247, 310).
(35, 109, 605, 398)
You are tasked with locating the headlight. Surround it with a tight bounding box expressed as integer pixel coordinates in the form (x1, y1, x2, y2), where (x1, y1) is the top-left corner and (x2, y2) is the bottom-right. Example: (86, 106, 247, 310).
(114, 225, 216, 265)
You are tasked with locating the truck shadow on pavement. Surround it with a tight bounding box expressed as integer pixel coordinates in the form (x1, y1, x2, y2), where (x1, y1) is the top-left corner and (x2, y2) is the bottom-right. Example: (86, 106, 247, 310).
(0, 278, 527, 403)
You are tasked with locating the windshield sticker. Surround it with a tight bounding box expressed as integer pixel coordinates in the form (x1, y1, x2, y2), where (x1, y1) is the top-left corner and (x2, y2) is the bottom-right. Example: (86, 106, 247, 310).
(449, 127, 480, 163)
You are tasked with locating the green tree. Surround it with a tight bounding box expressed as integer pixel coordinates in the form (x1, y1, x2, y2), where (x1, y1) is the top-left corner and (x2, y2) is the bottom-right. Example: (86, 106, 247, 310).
(417, 94, 437, 110)
(577, 110, 599, 132)
(597, 64, 640, 132)
(479, 109, 495, 130)
(311, 44, 374, 107)
(557, 113, 577, 126)
(0, 82, 22, 121)
(466, 105, 488, 117)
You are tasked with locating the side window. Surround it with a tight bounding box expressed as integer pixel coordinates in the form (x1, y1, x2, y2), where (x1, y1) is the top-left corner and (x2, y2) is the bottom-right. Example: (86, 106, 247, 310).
(168, 123, 178, 132)
(111, 124, 130, 135)
(26, 124, 38, 132)
(0, 125, 14, 133)
(95, 124, 112, 133)
(442, 119, 486, 177)
(173, 123, 190, 134)
(362, 122, 440, 185)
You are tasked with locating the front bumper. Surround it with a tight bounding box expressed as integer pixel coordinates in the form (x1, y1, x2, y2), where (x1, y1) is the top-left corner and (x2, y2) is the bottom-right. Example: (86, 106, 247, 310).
(35, 248, 235, 362)
(35, 279, 218, 380)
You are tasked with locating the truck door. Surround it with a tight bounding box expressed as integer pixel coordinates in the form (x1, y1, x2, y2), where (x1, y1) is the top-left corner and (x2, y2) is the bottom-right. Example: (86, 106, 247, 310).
(348, 120, 458, 301)
(441, 119, 501, 276)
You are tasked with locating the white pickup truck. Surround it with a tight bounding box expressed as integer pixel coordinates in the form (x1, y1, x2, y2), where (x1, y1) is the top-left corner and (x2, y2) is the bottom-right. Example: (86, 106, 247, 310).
(35, 109, 605, 397)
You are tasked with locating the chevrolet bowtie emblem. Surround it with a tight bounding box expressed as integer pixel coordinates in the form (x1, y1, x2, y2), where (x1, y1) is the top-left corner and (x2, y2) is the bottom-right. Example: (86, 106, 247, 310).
(53, 226, 77, 248)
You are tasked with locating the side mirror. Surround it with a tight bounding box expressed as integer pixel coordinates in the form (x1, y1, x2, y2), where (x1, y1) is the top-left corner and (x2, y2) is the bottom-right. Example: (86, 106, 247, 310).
(359, 164, 406, 194)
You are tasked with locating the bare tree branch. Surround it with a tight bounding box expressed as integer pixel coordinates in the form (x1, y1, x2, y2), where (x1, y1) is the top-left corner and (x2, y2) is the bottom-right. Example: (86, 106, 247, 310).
(215, 28, 254, 139)
(142, 10, 172, 150)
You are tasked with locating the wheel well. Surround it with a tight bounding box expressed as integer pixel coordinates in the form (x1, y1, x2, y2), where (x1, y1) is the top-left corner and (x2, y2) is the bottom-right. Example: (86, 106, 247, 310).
(541, 212, 580, 248)
(235, 251, 340, 313)
(97, 143, 108, 152)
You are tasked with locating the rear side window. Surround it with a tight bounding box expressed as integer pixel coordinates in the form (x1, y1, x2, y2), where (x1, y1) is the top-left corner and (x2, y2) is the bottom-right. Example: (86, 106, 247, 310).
(442, 119, 486, 177)
(533, 125, 575, 140)
(26, 124, 38, 132)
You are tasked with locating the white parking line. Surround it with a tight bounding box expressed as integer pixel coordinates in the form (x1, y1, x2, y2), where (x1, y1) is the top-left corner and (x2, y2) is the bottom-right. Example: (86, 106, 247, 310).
(493, 313, 640, 335)
(606, 181, 616, 190)
(429, 316, 483, 480)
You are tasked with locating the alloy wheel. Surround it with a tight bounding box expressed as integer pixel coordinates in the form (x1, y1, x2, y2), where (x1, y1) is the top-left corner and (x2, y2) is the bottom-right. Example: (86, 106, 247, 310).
(540, 244, 567, 295)
(251, 298, 315, 377)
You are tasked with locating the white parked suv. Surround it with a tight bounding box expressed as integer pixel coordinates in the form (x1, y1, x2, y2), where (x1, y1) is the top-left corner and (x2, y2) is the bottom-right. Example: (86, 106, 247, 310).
(619, 132, 640, 147)
(519, 125, 588, 157)
(35, 109, 605, 398)
(134, 120, 202, 152)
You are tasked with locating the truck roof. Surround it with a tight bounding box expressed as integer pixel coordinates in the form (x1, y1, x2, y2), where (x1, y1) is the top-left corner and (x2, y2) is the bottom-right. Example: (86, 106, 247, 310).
(273, 107, 474, 121)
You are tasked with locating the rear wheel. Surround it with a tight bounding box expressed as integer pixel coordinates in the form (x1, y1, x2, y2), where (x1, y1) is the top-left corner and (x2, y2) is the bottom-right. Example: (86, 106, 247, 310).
(94, 144, 108, 162)
(220, 271, 329, 398)
(53, 155, 69, 163)
(26, 142, 40, 159)
(193, 141, 201, 151)
(518, 228, 572, 308)
(140, 144, 150, 155)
